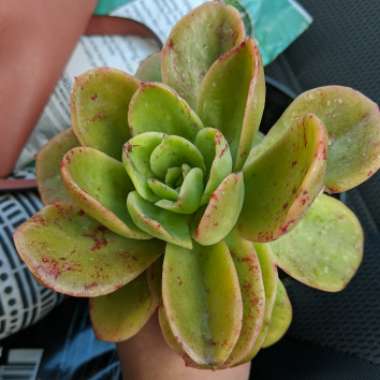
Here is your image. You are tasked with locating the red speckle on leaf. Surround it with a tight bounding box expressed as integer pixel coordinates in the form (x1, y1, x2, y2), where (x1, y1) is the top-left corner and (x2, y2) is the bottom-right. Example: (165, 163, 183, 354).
(125, 142, 133, 154)
(32, 214, 47, 226)
(303, 125, 308, 147)
(326, 185, 340, 194)
(219, 144, 228, 158)
(90, 94, 98, 101)
(41, 256, 61, 279)
(282, 202, 289, 210)
(291, 160, 298, 167)
(316, 139, 328, 160)
(215, 132, 222, 145)
(279, 219, 296, 235)
(257, 231, 274, 242)
(176, 276, 183, 286)
(210, 192, 219, 202)
(62, 261, 81, 272)
(84, 226, 108, 251)
(78, 210, 85, 216)
(84, 282, 98, 290)
(54, 203, 69, 217)
(242, 281, 252, 292)
(295, 189, 310, 206)
(90, 112, 106, 122)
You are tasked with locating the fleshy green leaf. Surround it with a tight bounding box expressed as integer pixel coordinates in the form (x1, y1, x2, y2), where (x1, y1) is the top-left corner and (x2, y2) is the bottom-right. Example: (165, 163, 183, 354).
(278, 86, 380, 192)
(161, 1, 245, 108)
(36, 128, 79, 205)
(61, 147, 148, 240)
(135, 52, 162, 82)
(162, 242, 242, 366)
(245, 243, 278, 361)
(239, 113, 327, 242)
(71, 68, 138, 159)
(197, 38, 265, 170)
(158, 306, 209, 369)
(122, 132, 163, 202)
(158, 306, 184, 354)
(262, 279, 292, 348)
(127, 191, 192, 249)
(123, 132, 164, 202)
(89, 271, 158, 342)
(165, 167, 182, 187)
(150, 135, 205, 179)
(155, 168, 204, 214)
(14, 204, 164, 297)
(193, 172, 244, 246)
(195, 128, 233, 205)
(146, 257, 163, 303)
(148, 179, 178, 201)
(128, 83, 203, 140)
(225, 230, 265, 366)
(268, 194, 364, 292)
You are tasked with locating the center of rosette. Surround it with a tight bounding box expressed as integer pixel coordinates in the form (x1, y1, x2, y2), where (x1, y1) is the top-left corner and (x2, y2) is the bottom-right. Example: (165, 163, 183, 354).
(123, 128, 233, 216)
(122, 128, 241, 248)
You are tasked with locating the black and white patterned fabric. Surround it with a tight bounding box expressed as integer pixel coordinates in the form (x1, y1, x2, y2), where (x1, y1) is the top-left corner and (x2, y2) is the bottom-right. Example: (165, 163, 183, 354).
(0, 169, 63, 340)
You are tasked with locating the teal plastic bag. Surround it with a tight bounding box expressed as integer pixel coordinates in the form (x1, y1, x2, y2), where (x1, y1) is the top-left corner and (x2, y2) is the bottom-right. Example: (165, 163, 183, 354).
(226, 0, 312, 64)
(95, 0, 312, 65)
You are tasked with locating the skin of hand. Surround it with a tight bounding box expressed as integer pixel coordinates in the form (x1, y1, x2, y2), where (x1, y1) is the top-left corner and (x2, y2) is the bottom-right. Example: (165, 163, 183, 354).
(117, 313, 251, 380)
(0, 0, 96, 177)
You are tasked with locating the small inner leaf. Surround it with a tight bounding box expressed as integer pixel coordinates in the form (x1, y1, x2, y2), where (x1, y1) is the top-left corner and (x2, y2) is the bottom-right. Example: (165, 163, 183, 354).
(165, 167, 182, 187)
(181, 163, 191, 178)
(268, 194, 364, 292)
(161, 1, 245, 108)
(147, 178, 178, 201)
(225, 230, 265, 366)
(193, 172, 244, 246)
(71, 68, 138, 159)
(61, 147, 148, 240)
(122, 132, 164, 202)
(197, 38, 265, 170)
(278, 86, 380, 192)
(162, 242, 242, 366)
(14, 204, 164, 297)
(155, 168, 204, 214)
(89, 271, 158, 342)
(239, 113, 327, 242)
(195, 128, 233, 205)
(150, 135, 205, 179)
(127, 191, 192, 249)
(262, 279, 292, 348)
(36, 128, 79, 205)
(128, 82, 203, 140)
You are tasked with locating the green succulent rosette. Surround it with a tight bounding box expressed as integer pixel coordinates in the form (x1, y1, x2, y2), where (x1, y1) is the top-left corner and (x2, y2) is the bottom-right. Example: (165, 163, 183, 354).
(14, 1, 380, 369)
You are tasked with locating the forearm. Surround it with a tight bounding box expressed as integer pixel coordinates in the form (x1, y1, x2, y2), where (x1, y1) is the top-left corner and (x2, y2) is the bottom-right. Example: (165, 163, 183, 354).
(0, 0, 96, 177)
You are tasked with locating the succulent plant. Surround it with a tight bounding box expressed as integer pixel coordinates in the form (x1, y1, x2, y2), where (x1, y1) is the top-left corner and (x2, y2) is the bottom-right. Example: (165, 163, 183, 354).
(14, 1, 380, 370)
